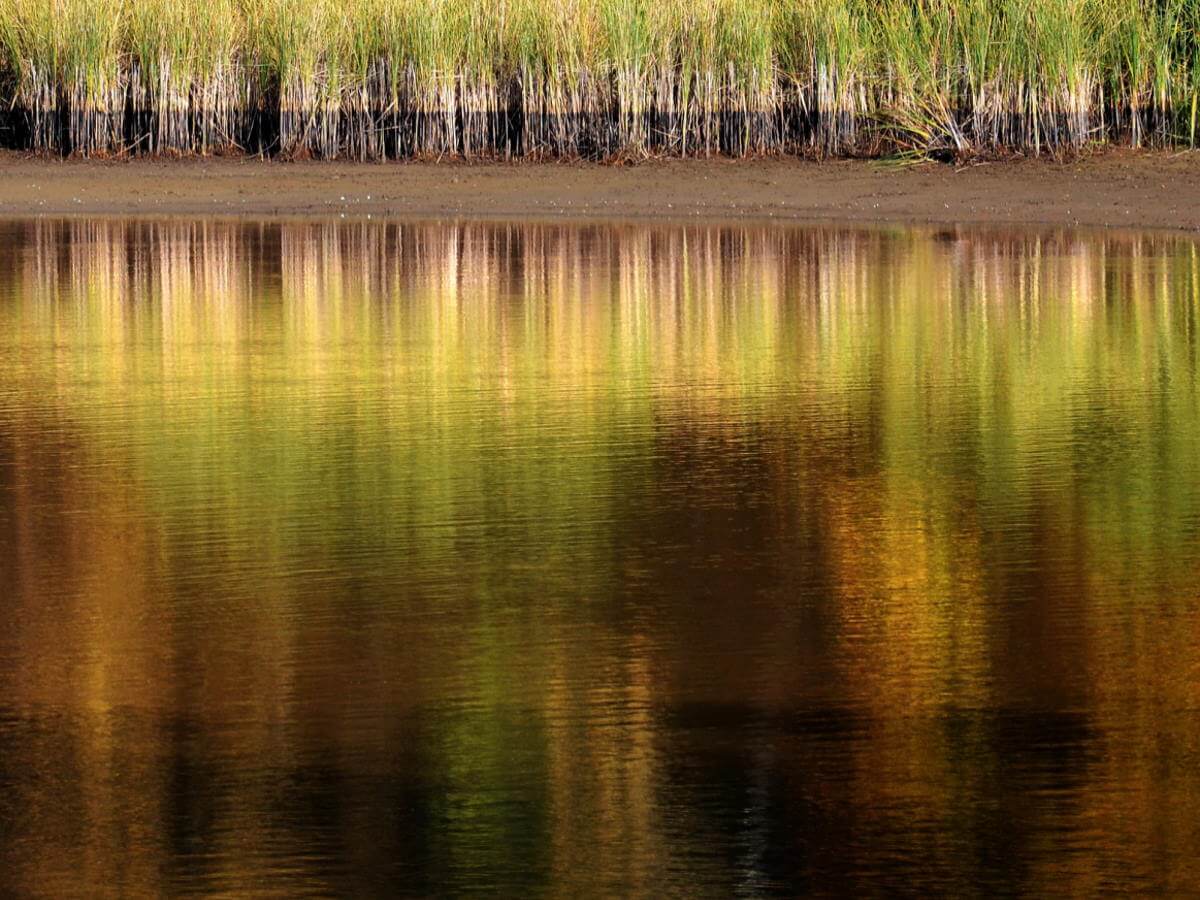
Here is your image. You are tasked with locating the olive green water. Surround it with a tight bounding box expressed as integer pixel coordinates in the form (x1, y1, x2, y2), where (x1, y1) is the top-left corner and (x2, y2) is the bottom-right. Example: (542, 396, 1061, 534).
(1, 219, 1199, 896)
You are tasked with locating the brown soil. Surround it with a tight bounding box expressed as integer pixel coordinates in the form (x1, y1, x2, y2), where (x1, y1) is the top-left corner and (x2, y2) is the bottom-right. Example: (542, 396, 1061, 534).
(1, 150, 1199, 230)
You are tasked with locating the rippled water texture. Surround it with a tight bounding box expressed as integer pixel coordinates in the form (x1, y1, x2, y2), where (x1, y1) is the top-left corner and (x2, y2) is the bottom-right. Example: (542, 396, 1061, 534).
(1, 219, 1199, 895)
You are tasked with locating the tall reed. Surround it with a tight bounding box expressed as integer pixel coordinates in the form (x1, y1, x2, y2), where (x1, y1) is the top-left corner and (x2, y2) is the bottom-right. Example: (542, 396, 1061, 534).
(1, 0, 1199, 158)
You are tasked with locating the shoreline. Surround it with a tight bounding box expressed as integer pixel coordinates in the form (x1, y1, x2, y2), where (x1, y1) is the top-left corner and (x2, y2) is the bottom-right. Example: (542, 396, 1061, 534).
(2, 150, 1199, 232)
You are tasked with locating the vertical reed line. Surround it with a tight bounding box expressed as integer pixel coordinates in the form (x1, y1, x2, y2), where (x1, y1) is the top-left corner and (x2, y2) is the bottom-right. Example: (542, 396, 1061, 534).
(1, 0, 1200, 159)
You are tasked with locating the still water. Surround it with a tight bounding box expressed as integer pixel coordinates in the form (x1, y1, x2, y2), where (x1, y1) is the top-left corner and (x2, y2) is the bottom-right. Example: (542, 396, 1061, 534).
(0, 219, 1198, 895)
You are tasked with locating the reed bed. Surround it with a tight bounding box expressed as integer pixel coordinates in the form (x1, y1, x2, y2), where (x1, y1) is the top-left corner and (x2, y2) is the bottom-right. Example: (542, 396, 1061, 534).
(1, 0, 1199, 159)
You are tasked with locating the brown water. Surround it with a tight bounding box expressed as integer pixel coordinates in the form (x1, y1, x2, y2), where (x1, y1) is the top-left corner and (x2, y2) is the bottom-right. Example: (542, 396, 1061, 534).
(1, 219, 1198, 896)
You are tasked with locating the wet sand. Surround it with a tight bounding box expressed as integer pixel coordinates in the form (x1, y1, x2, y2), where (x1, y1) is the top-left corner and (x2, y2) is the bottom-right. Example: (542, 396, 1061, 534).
(1, 150, 1199, 230)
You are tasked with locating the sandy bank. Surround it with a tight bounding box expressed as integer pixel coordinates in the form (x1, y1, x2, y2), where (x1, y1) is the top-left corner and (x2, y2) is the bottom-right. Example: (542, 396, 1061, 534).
(1, 151, 1199, 231)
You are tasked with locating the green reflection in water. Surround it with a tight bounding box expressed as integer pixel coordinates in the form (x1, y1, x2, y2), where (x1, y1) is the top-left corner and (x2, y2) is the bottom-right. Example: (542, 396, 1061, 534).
(0, 219, 1198, 895)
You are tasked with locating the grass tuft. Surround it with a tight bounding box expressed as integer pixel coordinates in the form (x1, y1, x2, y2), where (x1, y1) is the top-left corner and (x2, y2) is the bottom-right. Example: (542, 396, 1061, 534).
(1, 0, 1199, 158)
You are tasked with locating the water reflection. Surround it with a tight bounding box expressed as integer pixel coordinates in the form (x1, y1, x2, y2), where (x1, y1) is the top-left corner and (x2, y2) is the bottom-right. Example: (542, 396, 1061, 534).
(0, 219, 1198, 894)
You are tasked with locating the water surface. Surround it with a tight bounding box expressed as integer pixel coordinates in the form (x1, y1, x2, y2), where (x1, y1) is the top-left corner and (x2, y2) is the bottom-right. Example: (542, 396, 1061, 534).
(1, 219, 1199, 895)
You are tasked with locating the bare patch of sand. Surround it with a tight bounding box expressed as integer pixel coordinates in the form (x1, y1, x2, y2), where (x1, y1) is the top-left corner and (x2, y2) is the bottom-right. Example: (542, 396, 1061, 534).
(1, 151, 1198, 231)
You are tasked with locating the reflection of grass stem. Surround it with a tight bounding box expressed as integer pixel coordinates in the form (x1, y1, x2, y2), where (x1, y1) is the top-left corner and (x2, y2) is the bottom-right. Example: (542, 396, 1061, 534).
(4, 219, 1199, 568)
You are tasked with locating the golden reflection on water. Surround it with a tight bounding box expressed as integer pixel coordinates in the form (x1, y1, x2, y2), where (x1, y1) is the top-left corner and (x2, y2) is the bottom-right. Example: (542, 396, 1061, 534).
(0, 219, 1199, 895)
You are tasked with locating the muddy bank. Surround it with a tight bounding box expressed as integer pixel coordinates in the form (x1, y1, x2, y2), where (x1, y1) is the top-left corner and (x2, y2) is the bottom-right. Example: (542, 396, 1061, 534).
(1, 151, 1198, 231)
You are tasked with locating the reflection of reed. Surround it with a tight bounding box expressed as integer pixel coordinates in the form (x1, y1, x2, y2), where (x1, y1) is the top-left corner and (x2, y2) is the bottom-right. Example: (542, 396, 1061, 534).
(2, 219, 1200, 895)
(7, 217, 1200, 586)
(13, 217, 1200, 356)
(9, 218, 1199, 445)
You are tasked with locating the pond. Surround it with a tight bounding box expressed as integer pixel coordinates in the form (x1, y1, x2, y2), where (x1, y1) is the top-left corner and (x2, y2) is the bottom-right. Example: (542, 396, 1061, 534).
(1, 219, 1198, 894)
